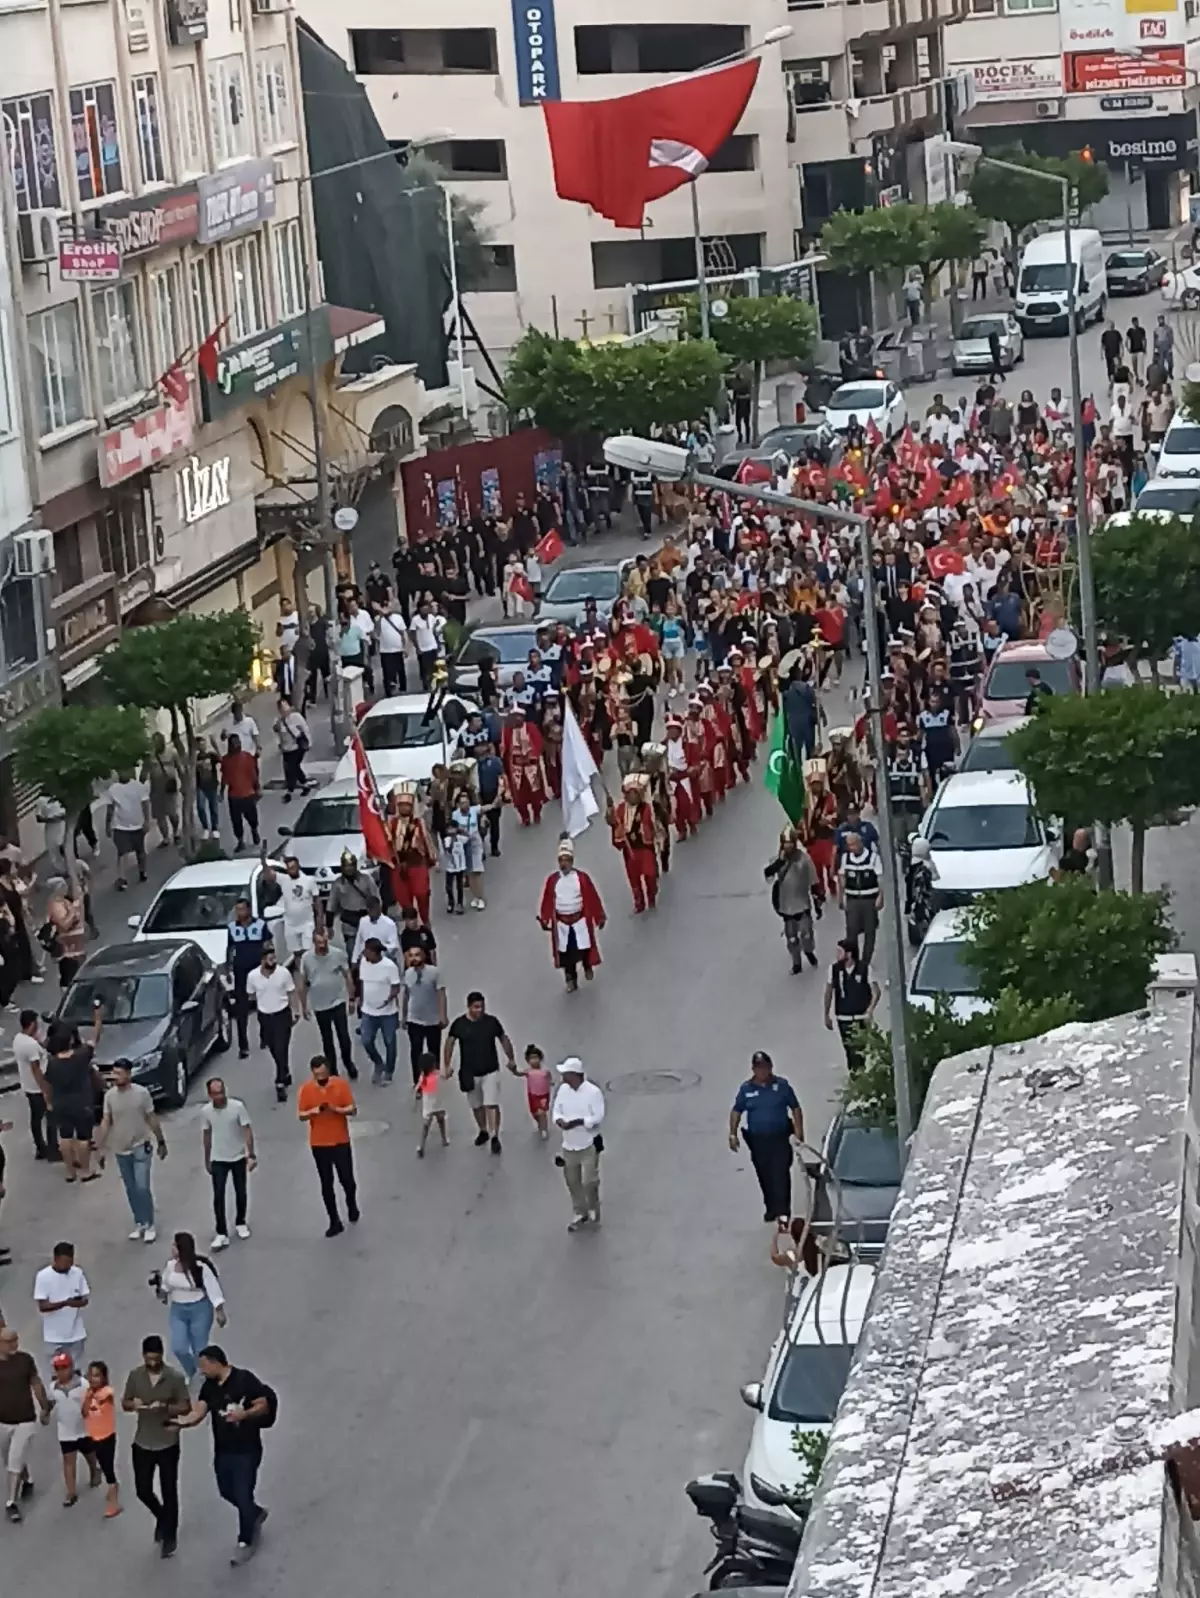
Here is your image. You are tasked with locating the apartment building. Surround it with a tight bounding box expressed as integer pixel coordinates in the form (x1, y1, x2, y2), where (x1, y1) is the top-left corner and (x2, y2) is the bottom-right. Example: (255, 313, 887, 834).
(944, 0, 1199, 233)
(0, 0, 345, 707)
(293, 0, 964, 363)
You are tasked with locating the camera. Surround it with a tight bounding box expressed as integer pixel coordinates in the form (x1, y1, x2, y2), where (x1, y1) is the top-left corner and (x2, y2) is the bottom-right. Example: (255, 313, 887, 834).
(147, 1270, 162, 1290)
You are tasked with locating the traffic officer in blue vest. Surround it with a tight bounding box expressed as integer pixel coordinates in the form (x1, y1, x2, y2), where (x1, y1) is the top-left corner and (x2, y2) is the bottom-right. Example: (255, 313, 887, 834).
(728, 1050, 805, 1224)
(225, 898, 272, 1059)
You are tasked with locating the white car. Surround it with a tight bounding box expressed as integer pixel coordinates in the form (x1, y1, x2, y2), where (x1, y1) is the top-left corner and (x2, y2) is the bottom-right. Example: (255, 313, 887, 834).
(275, 777, 378, 892)
(1161, 265, 1200, 310)
(1132, 478, 1200, 517)
(823, 379, 907, 439)
(740, 1263, 875, 1512)
(919, 769, 1059, 905)
(332, 692, 474, 789)
(907, 909, 992, 1022)
(129, 859, 282, 971)
(1152, 414, 1200, 480)
(951, 313, 1023, 376)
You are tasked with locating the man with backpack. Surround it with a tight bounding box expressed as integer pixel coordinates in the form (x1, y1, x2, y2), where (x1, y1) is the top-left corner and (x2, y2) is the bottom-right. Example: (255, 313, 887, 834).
(169, 1344, 275, 1565)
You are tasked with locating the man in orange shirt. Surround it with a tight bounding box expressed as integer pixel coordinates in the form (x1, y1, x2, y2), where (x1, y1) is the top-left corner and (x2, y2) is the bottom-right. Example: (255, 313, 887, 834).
(218, 735, 261, 853)
(296, 1055, 359, 1237)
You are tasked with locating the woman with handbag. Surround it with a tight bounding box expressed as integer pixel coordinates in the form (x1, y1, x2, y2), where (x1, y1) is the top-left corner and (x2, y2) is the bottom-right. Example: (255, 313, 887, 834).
(273, 697, 313, 803)
(43, 877, 86, 989)
(154, 1231, 227, 1381)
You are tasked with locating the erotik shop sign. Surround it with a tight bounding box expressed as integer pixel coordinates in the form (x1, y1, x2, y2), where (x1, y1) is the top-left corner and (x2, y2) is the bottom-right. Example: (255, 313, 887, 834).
(98, 183, 200, 258)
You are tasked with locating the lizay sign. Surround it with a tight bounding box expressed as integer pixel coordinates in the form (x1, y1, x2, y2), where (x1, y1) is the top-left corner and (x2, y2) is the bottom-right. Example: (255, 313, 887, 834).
(176, 454, 231, 524)
(511, 0, 561, 103)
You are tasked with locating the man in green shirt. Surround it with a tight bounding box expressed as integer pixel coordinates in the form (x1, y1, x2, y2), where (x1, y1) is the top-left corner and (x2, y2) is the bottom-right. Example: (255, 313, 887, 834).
(298, 927, 356, 1077)
(122, 1334, 190, 1557)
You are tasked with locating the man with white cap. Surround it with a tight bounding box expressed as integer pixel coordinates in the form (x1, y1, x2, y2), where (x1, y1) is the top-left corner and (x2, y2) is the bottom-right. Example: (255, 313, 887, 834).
(536, 839, 606, 992)
(606, 773, 658, 913)
(552, 1058, 605, 1231)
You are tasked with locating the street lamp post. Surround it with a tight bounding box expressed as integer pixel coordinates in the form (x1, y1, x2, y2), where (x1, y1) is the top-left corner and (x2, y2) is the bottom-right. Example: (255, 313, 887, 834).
(602, 435, 917, 1152)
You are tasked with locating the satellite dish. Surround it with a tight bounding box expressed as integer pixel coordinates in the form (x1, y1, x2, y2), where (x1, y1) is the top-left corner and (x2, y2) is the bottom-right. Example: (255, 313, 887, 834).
(1044, 626, 1078, 660)
(333, 506, 359, 532)
(711, 298, 729, 320)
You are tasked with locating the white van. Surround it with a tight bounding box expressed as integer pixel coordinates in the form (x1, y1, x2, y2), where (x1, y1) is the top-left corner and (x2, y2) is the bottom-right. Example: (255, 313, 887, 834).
(1015, 228, 1106, 335)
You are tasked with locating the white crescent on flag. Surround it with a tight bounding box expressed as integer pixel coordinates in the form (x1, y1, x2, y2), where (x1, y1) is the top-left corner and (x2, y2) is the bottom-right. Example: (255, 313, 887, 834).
(768, 749, 786, 778)
(649, 138, 708, 178)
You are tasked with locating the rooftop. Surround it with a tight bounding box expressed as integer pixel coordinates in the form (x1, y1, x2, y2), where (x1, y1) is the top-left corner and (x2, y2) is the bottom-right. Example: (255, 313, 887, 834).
(789, 997, 1194, 1598)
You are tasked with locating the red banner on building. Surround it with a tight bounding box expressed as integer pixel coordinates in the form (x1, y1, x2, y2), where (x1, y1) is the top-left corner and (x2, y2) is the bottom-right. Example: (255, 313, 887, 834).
(1063, 45, 1184, 93)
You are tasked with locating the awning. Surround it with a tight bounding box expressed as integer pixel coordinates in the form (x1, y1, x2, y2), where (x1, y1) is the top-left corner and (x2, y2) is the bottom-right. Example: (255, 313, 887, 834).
(329, 305, 386, 356)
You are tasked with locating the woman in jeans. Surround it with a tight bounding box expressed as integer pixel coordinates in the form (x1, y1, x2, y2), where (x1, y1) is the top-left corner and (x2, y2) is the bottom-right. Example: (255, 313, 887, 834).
(156, 1232, 226, 1380)
(273, 696, 312, 802)
(194, 738, 222, 840)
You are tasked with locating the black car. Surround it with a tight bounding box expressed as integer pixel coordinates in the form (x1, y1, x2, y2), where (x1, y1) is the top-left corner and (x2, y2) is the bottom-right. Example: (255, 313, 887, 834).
(56, 940, 230, 1109)
(806, 1112, 902, 1261)
(1105, 248, 1169, 296)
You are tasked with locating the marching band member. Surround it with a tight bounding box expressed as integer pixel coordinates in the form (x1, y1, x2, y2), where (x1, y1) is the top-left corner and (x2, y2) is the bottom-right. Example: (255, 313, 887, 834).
(387, 781, 437, 926)
(501, 706, 547, 826)
(537, 838, 606, 992)
(664, 716, 698, 841)
(606, 772, 659, 913)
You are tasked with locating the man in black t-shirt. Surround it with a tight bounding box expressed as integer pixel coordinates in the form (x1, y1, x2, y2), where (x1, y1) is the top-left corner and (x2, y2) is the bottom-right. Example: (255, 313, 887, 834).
(172, 1344, 271, 1565)
(443, 990, 516, 1154)
(398, 906, 437, 965)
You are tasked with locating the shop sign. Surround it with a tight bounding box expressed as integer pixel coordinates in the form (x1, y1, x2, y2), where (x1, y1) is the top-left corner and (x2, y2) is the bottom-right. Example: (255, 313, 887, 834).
(967, 59, 1063, 100)
(59, 238, 122, 281)
(99, 397, 194, 488)
(98, 184, 200, 258)
(165, 0, 207, 43)
(197, 160, 276, 245)
(1105, 131, 1180, 162)
(58, 592, 118, 660)
(1061, 0, 1181, 52)
(0, 658, 58, 736)
(176, 453, 232, 524)
(200, 307, 334, 422)
(1100, 92, 1155, 108)
(1062, 45, 1185, 92)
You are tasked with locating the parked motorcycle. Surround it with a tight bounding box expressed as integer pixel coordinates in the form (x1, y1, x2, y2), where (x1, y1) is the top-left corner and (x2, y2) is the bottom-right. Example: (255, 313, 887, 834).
(685, 1471, 809, 1591)
(904, 835, 935, 947)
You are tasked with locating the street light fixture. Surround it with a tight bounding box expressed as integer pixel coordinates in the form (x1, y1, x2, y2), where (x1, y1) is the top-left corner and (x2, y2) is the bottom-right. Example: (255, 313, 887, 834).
(603, 433, 918, 1154)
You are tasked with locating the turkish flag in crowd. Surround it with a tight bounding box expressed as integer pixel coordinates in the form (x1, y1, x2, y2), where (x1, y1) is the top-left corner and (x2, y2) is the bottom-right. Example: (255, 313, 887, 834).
(534, 528, 564, 566)
(543, 60, 760, 229)
(351, 735, 395, 867)
(926, 545, 966, 580)
(510, 572, 535, 604)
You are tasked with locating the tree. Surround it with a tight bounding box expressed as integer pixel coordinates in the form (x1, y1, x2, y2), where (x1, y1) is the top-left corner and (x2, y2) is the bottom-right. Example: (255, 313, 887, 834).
(15, 705, 149, 887)
(397, 152, 492, 292)
(681, 294, 818, 430)
(1091, 514, 1200, 679)
(968, 146, 1110, 262)
(1008, 688, 1200, 891)
(505, 330, 724, 438)
(963, 878, 1174, 1017)
(98, 611, 258, 857)
(819, 202, 985, 308)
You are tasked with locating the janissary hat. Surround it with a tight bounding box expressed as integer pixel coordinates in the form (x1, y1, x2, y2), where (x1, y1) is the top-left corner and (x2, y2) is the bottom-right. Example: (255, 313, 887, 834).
(621, 772, 648, 792)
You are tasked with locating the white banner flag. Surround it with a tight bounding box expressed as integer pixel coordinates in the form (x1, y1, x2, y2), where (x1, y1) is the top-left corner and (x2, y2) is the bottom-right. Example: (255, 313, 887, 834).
(561, 700, 600, 838)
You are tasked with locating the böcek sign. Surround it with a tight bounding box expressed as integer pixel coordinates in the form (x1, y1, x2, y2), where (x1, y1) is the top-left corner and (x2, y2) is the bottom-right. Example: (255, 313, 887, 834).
(176, 454, 231, 524)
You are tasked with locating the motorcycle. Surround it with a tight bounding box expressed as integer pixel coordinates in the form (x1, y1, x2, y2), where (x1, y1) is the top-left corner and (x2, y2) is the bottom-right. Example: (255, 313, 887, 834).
(903, 835, 935, 947)
(685, 1471, 809, 1591)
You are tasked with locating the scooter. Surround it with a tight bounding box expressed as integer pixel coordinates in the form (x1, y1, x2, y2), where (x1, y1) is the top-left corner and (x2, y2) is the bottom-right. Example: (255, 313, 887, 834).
(685, 1471, 809, 1591)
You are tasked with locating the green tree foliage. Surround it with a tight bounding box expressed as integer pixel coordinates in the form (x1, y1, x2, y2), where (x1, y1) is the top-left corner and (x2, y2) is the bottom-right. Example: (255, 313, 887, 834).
(98, 611, 258, 855)
(15, 705, 149, 886)
(963, 878, 1173, 1015)
(819, 202, 985, 295)
(397, 152, 492, 292)
(1008, 689, 1200, 891)
(968, 147, 1110, 258)
(505, 330, 724, 437)
(682, 294, 819, 367)
(1091, 514, 1200, 672)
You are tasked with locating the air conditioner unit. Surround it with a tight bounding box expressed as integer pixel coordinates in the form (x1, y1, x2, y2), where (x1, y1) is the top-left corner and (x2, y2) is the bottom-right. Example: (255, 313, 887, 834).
(1034, 99, 1061, 120)
(17, 209, 59, 265)
(11, 528, 55, 577)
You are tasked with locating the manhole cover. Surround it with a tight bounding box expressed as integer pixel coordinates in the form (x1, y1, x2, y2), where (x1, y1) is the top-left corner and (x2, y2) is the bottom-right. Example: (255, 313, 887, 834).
(604, 1069, 701, 1095)
(350, 1118, 390, 1139)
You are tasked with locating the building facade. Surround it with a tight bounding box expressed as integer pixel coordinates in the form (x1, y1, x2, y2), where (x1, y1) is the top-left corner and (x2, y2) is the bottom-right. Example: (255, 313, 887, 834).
(290, 1, 964, 364)
(944, 0, 1200, 233)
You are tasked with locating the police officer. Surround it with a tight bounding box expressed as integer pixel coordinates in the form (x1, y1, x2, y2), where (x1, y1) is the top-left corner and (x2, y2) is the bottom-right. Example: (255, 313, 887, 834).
(225, 899, 272, 1060)
(887, 732, 925, 848)
(917, 688, 958, 789)
(823, 939, 880, 1073)
(837, 830, 883, 968)
(728, 1050, 805, 1224)
(949, 621, 982, 727)
(631, 472, 655, 540)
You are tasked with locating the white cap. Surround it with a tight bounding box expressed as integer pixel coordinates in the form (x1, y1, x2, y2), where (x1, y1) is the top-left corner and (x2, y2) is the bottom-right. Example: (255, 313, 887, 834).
(559, 1056, 585, 1077)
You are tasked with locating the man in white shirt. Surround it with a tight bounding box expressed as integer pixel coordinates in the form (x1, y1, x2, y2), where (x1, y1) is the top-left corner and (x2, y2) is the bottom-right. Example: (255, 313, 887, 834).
(358, 939, 401, 1084)
(410, 603, 443, 690)
(246, 947, 298, 1102)
(12, 1011, 54, 1161)
(377, 602, 409, 697)
(277, 604, 301, 652)
(221, 699, 261, 759)
(551, 1058, 605, 1232)
(33, 1243, 90, 1363)
(105, 770, 151, 889)
(279, 855, 320, 963)
(201, 1077, 256, 1249)
(351, 896, 400, 964)
(95, 1062, 167, 1243)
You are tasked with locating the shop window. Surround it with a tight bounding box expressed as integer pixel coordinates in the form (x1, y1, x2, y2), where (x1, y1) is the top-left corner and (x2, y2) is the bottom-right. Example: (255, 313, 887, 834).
(272, 218, 305, 320)
(92, 280, 144, 411)
(226, 234, 266, 340)
(98, 490, 150, 580)
(256, 46, 294, 148)
(2, 92, 62, 213)
(132, 74, 166, 186)
(207, 55, 252, 164)
(28, 302, 87, 438)
(0, 578, 39, 672)
(171, 65, 205, 178)
(69, 80, 124, 202)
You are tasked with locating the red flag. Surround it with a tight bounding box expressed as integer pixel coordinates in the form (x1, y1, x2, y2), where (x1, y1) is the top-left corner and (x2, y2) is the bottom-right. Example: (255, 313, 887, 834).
(510, 572, 534, 604)
(351, 735, 395, 868)
(197, 317, 231, 383)
(159, 364, 189, 407)
(534, 528, 564, 566)
(543, 60, 760, 230)
(926, 545, 966, 580)
(896, 425, 917, 469)
(735, 456, 773, 486)
(865, 416, 882, 447)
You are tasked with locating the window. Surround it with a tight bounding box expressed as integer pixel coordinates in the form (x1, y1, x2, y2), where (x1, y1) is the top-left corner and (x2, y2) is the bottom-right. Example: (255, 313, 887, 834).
(92, 281, 144, 409)
(707, 134, 757, 173)
(226, 234, 265, 339)
(132, 74, 165, 185)
(1003, 0, 1055, 11)
(207, 55, 252, 163)
(421, 138, 507, 178)
(575, 23, 745, 74)
(349, 27, 498, 74)
(256, 45, 293, 147)
(475, 244, 517, 292)
(28, 303, 86, 437)
(0, 579, 39, 673)
(272, 218, 305, 319)
(171, 64, 205, 176)
(97, 488, 150, 580)
(148, 264, 185, 372)
(189, 250, 220, 344)
(2, 92, 61, 213)
(443, 29, 495, 69)
(69, 81, 124, 202)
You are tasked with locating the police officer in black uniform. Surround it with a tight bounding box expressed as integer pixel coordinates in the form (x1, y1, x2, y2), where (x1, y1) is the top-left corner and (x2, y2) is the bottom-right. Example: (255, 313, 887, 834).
(887, 731, 926, 848)
(631, 472, 655, 540)
(823, 939, 880, 1073)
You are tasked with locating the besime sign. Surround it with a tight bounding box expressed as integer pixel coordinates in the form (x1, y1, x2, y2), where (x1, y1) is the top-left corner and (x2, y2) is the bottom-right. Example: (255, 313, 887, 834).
(177, 454, 232, 524)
